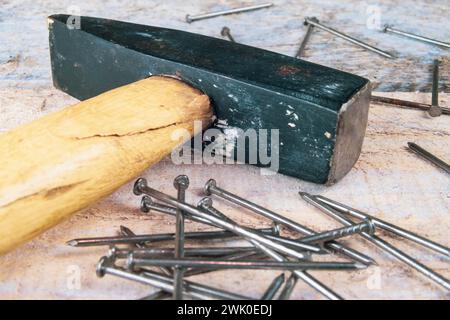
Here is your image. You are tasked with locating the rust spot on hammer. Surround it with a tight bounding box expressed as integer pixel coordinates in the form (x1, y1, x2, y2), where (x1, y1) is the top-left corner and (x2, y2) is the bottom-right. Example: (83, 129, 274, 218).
(278, 65, 302, 76)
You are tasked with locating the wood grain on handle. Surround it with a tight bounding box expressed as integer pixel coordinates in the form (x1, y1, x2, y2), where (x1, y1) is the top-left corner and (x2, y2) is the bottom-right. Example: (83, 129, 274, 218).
(0, 76, 213, 255)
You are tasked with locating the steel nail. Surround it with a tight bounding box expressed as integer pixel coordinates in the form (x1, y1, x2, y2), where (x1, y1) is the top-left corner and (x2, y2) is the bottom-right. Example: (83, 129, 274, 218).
(370, 95, 450, 115)
(67, 228, 275, 247)
(118, 226, 172, 276)
(198, 197, 323, 253)
(304, 17, 395, 59)
(142, 196, 216, 227)
(221, 27, 236, 42)
(383, 24, 450, 49)
(407, 142, 450, 174)
(277, 273, 299, 300)
(313, 194, 450, 257)
(261, 273, 285, 300)
(429, 59, 442, 117)
(119, 225, 145, 248)
(134, 178, 307, 260)
(97, 256, 249, 300)
(204, 179, 375, 265)
(109, 247, 258, 259)
(300, 192, 450, 291)
(298, 219, 375, 243)
(142, 196, 279, 236)
(183, 250, 263, 277)
(141, 269, 251, 300)
(127, 255, 365, 271)
(186, 3, 273, 23)
(173, 175, 189, 300)
(296, 17, 317, 57)
(248, 239, 343, 300)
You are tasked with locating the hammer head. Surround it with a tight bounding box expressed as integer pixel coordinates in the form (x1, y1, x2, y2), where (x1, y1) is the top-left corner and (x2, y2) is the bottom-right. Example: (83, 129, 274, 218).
(48, 14, 371, 184)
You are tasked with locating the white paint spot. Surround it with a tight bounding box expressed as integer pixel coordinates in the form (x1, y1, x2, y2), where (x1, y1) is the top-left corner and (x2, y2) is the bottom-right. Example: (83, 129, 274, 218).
(288, 123, 296, 128)
(227, 94, 239, 102)
(286, 110, 299, 120)
(216, 119, 228, 127)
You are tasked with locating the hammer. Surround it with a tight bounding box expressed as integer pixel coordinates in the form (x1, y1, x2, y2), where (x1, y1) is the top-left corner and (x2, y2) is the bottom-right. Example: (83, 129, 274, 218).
(0, 15, 371, 255)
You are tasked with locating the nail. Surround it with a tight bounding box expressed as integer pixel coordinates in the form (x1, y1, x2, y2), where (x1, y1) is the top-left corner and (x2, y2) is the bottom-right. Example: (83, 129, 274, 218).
(97, 256, 250, 300)
(313, 194, 450, 257)
(261, 273, 285, 300)
(119, 226, 172, 276)
(109, 246, 258, 259)
(407, 142, 450, 174)
(383, 24, 450, 49)
(296, 17, 317, 57)
(278, 273, 298, 300)
(429, 59, 442, 117)
(298, 219, 375, 243)
(134, 178, 307, 260)
(119, 225, 145, 248)
(221, 27, 235, 42)
(300, 192, 450, 291)
(250, 238, 344, 300)
(204, 179, 375, 265)
(304, 17, 395, 59)
(370, 95, 450, 115)
(198, 197, 323, 253)
(141, 269, 251, 300)
(183, 250, 263, 277)
(142, 196, 279, 236)
(173, 175, 189, 300)
(127, 255, 365, 271)
(67, 228, 274, 247)
(186, 3, 273, 23)
(141, 196, 215, 227)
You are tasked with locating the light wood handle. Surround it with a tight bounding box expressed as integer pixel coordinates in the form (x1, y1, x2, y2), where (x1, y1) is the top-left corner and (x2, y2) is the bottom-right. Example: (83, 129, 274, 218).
(0, 76, 213, 255)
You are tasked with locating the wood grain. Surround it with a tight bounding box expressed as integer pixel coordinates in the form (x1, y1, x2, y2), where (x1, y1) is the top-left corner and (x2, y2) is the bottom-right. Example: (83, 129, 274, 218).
(0, 76, 213, 255)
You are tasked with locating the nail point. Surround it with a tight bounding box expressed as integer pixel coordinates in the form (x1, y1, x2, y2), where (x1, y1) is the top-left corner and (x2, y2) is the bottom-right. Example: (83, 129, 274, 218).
(66, 239, 78, 247)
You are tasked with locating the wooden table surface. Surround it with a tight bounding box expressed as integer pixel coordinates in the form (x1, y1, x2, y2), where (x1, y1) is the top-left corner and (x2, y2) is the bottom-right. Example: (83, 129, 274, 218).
(0, 0, 449, 300)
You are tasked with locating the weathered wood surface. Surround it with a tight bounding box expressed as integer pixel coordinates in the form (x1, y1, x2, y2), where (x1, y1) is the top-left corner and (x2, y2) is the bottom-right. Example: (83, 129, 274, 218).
(0, 0, 449, 300)
(0, 0, 449, 91)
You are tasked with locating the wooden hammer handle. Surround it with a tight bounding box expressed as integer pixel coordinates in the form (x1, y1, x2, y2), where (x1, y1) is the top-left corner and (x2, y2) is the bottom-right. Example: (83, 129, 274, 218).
(0, 76, 213, 255)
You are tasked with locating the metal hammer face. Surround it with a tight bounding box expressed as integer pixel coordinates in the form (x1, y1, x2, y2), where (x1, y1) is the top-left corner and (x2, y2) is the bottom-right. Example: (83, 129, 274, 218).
(48, 14, 371, 184)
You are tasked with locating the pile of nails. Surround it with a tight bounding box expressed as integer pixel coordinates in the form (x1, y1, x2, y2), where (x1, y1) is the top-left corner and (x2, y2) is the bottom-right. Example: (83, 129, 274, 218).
(67, 176, 450, 300)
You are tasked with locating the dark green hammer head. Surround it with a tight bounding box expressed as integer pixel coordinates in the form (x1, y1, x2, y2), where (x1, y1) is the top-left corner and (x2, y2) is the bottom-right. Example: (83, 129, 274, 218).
(48, 14, 371, 184)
